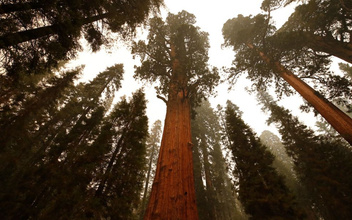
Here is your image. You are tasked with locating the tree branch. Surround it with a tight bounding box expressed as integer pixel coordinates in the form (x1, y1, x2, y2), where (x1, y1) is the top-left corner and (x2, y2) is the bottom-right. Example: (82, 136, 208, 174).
(340, 0, 352, 11)
(157, 95, 168, 104)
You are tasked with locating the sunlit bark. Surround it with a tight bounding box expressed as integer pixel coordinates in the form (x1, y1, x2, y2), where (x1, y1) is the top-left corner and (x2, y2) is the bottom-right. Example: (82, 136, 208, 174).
(144, 47, 199, 220)
(247, 43, 352, 145)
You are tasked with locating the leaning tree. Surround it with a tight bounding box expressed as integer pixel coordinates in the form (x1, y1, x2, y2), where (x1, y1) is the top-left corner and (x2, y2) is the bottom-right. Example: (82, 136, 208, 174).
(132, 11, 219, 220)
(222, 14, 352, 145)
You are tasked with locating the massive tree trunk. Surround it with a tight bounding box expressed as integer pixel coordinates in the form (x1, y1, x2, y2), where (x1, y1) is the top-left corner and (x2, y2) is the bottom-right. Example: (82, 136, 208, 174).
(143, 84, 199, 219)
(247, 43, 352, 145)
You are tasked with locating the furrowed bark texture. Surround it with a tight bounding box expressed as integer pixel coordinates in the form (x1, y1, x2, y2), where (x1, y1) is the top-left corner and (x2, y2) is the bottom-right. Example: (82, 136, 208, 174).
(247, 43, 352, 145)
(143, 85, 198, 220)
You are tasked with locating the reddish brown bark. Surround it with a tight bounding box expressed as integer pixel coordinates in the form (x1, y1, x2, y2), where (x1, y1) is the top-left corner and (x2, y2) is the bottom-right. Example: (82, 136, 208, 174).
(143, 87, 198, 220)
(143, 45, 199, 220)
(247, 43, 352, 145)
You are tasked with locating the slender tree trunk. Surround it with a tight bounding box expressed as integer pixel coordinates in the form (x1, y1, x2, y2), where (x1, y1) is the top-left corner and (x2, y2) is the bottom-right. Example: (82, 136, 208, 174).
(200, 140, 216, 219)
(0, 13, 108, 48)
(140, 143, 157, 219)
(143, 85, 199, 219)
(192, 141, 208, 219)
(95, 133, 125, 197)
(247, 43, 352, 145)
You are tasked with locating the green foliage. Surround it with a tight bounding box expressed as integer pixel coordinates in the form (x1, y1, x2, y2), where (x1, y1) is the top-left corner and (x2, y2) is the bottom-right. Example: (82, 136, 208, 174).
(192, 100, 246, 220)
(224, 101, 304, 220)
(339, 62, 352, 80)
(0, 64, 149, 220)
(132, 10, 219, 107)
(139, 120, 162, 218)
(259, 91, 352, 219)
(90, 89, 149, 220)
(222, 13, 331, 98)
(280, 0, 351, 42)
(260, 130, 321, 219)
(222, 14, 292, 96)
(0, 0, 163, 78)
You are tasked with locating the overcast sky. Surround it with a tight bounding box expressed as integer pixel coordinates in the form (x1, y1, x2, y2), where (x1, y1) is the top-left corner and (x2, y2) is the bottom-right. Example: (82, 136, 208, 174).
(69, 0, 320, 136)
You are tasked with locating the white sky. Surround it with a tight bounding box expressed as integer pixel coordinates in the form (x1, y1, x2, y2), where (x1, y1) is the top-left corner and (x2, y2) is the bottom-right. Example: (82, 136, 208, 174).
(68, 0, 320, 137)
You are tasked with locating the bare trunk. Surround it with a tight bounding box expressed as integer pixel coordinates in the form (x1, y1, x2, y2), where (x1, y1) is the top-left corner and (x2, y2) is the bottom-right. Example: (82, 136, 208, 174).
(143, 85, 198, 219)
(140, 143, 157, 219)
(247, 43, 352, 145)
(200, 141, 216, 219)
(95, 133, 125, 197)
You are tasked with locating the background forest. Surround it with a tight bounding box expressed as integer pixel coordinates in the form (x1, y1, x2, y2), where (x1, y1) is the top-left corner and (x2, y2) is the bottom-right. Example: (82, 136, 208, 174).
(1, 0, 352, 219)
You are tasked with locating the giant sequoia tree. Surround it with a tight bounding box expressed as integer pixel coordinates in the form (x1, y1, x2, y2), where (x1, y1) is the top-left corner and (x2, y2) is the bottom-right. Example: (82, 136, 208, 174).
(222, 14, 352, 145)
(0, 0, 162, 78)
(132, 11, 219, 219)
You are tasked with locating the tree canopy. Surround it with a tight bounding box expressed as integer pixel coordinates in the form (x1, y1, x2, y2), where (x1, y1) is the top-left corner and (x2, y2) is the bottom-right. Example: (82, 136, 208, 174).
(0, 0, 163, 79)
(258, 91, 352, 219)
(224, 101, 304, 219)
(132, 10, 219, 107)
(1, 1, 352, 219)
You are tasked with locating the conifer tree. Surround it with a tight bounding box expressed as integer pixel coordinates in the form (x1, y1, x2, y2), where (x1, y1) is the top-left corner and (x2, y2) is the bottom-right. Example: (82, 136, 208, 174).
(0, 64, 124, 219)
(260, 130, 320, 219)
(140, 120, 162, 219)
(132, 11, 219, 219)
(86, 89, 149, 220)
(268, 0, 352, 64)
(258, 92, 352, 219)
(224, 101, 304, 219)
(222, 14, 352, 145)
(192, 101, 246, 220)
(0, 70, 79, 219)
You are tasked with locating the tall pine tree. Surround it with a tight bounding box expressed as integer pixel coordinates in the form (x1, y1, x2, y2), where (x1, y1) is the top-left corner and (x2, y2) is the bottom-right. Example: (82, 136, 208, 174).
(192, 100, 245, 220)
(222, 14, 352, 145)
(224, 101, 304, 220)
(258, 92, 352, 220)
